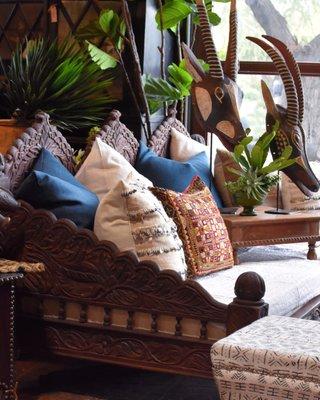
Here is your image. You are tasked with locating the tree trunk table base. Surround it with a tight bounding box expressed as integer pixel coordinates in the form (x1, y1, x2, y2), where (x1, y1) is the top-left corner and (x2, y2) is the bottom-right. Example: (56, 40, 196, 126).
(223, 208, 320, 265)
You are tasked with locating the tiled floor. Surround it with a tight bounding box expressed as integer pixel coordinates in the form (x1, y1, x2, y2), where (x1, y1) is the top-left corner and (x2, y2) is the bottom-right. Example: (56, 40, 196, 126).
(18, 360, 220, 400)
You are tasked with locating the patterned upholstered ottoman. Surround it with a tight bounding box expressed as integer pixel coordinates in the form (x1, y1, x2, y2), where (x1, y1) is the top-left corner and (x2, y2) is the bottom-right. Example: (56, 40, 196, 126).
(211, 316, 320, 400)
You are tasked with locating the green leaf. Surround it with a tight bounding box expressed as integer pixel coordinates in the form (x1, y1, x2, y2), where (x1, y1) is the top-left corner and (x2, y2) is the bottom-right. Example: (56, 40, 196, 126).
(99, 9, 115, 34)
(260, 158, 296, 175)
(116, 20, 126, 50)
(251, 144, 263, 169)
(148, 99, 166, 115)
(168, 63, 192, 96)
(179, 58, 209, 73)
(168, 63, 193, 87)
(155, 0, 192, 30)
(238, 155, 250, 170)
(234, 144, 245, 160)
(75, 20, 104, 40)
(143, 74, 182, 114)
(227, 167, 242, 176)
(86, 41, 117, 69)
(144, 74, 181, 102)
(208, 11, 221, 25)
(239, 136, 253, 147)
(281, 145, 292, 160)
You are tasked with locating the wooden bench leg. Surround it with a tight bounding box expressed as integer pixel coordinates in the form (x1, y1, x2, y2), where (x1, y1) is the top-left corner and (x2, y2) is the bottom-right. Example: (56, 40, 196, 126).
(307, 240, 317, 260)
(233, 248, 239, 265)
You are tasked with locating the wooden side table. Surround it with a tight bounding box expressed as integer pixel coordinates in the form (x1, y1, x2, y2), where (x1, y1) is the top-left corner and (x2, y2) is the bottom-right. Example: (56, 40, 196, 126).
(0, 272, 24, 400)
(223, 208, 320, 264)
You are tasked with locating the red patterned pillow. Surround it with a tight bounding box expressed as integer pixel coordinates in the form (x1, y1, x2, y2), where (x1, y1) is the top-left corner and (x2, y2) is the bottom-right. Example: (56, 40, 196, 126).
(150, 177, 234, 277)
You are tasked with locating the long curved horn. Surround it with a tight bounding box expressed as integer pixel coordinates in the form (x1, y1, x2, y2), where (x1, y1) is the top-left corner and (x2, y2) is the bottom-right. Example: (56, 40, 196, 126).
(263, 35, 304, 122)
(247, 36, 299, 127)
(224, 0, 238, 81)
(195, 0, 224, 79)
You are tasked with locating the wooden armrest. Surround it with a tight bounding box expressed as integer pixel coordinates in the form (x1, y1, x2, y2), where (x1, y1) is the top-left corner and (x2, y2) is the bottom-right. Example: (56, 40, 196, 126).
(0, 187, 18, 212)
(0, 214, 10, 229)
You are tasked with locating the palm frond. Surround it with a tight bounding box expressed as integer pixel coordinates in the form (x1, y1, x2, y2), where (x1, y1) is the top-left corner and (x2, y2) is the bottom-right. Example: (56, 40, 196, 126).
(0, 37, 115, 131)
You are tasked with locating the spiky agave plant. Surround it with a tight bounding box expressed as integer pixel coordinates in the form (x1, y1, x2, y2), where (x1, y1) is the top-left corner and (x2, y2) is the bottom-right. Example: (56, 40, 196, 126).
(225, 122, 297, 203)
(0, 37, 114, 131)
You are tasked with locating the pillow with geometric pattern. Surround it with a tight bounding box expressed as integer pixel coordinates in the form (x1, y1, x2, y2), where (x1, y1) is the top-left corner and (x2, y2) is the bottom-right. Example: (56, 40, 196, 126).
(151, 177, 234, 277)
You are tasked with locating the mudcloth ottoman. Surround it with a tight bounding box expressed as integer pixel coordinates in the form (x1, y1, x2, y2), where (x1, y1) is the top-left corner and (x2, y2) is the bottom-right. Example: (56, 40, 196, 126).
(211, 316, 320, 400)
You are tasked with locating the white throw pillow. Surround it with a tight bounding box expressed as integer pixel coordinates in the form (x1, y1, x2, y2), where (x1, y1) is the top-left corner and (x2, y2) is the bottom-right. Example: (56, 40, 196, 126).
(170, 128, 221, 176)
(94, 172, 187, 277)
(170, 127, 209, 161)
(76, 137, 140, 199)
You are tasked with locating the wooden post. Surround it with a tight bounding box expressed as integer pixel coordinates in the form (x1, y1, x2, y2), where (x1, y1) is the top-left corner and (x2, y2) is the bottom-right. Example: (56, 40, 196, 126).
(226, 271, 269, 335)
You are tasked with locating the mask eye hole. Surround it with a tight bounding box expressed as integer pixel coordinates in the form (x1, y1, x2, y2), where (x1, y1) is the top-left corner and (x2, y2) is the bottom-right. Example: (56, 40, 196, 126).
(215, 87, 224, 103)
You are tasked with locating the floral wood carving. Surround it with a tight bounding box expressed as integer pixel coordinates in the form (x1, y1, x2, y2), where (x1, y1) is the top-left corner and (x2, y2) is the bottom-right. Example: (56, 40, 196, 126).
(7, 202, 228, 322)
(148, 107, 191, 157)
(44, 325, 212, 377)
(19, 321, 213, 378)
(1, 113, 75, 194)
(80, 110, 139, 168)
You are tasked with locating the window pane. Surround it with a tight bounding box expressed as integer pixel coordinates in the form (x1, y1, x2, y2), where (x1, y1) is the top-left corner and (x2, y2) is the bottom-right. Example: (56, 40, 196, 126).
(214, 0, 320, 62)
(238, 75, 320, 161)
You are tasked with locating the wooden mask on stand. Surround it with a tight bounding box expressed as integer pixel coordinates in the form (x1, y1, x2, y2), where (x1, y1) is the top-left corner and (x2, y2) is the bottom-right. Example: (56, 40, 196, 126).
(247, 35, 319, 195)
(182, 0, 246, 151)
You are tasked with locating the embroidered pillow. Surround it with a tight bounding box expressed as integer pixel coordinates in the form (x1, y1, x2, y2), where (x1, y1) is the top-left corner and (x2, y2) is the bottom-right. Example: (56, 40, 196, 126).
(94, 172, 187, 277)
(76, 137, 140, 199)
(151, 177, 233, 277)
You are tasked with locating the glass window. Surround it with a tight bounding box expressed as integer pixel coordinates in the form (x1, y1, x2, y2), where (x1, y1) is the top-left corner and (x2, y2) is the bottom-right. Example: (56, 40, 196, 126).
(207, 0, 320, 161)
(213, 0, 320, 62)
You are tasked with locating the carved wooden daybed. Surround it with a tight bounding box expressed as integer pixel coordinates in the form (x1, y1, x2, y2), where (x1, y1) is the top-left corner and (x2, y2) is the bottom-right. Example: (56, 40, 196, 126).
(0, 111, 320, 379)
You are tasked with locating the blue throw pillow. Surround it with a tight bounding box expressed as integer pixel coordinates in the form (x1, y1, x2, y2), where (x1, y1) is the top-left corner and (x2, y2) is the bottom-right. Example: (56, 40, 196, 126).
(33, 149, 83, 188)
(16, 149, 99, 228)
(135, 142, 223, 207)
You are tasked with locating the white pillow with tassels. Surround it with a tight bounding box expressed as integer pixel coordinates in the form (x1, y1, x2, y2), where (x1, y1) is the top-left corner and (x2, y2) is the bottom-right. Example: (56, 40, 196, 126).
(94, 171, 187, 278)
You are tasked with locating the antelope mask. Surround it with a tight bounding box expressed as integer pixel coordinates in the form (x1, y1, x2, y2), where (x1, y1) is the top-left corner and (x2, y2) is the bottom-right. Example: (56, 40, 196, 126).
(247, 35, 319, 195)
(182, 0, 246, 151)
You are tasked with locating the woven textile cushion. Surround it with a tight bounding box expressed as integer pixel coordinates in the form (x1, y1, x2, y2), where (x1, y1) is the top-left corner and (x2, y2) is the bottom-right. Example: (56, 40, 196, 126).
(94, 172, 187, 277)
(211, 315, 320, 400)
(281, 161, 320, 211)
(197, 243, 320, 316)
(76, 138, 140, 200)
(151, 177, 233, 277)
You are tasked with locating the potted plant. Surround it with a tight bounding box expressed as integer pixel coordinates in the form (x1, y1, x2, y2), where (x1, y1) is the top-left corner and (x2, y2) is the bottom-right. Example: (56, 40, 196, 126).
(0, 37, 114, 153)
(225, 122, 297, 216)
